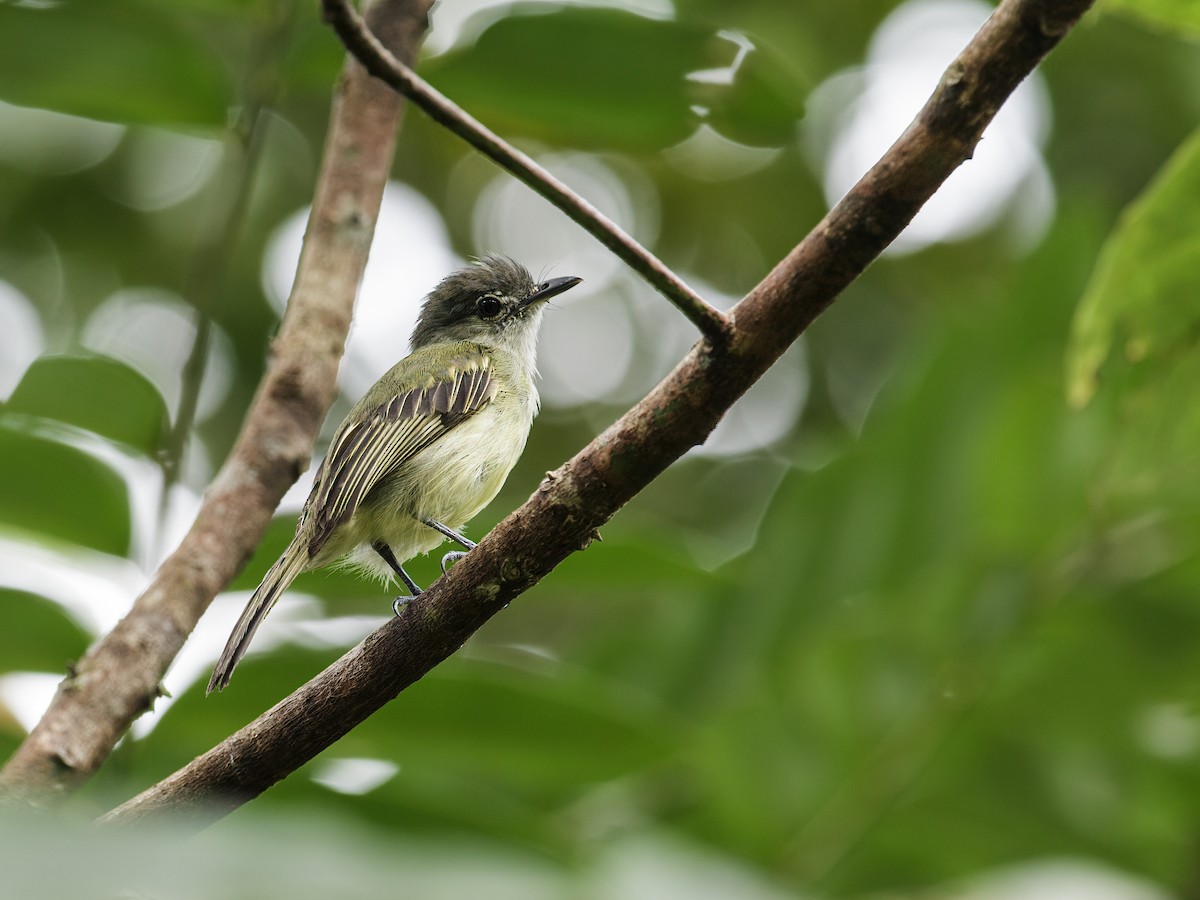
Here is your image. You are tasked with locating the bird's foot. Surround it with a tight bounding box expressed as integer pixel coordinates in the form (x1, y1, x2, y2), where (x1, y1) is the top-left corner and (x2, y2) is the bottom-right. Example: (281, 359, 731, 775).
(392, 592, 420, 617)
(440, 550, 469, 574)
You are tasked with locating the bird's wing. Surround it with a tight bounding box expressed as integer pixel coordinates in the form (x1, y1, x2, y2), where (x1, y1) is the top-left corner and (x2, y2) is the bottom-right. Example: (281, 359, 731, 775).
(303, 351, 497, 556)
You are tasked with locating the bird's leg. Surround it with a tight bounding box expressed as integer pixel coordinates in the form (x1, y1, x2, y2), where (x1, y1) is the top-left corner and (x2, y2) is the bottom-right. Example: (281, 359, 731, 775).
(372, 541, 422, 616)
(422, 516, 477, 549)
(421, 517, 477, 574)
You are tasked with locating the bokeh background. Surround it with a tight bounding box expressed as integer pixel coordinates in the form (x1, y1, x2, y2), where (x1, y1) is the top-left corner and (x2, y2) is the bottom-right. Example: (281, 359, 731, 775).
(1, 0, 1199, 896)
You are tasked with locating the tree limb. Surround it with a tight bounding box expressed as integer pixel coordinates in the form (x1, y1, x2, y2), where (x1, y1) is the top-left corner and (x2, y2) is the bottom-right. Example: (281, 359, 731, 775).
(101, 0, 1095, 827)
(320, 0, 731, 343)
(0, 0, 434, 805)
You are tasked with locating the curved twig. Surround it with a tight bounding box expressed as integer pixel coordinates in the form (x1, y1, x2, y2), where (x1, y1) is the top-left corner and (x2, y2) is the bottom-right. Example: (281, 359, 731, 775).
(0, 0, 434, 805)
(320, 0, 731, 343)
(101, 0, 1096, 826)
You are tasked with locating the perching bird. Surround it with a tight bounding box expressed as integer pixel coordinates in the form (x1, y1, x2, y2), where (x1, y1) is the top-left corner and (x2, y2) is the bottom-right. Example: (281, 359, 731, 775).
(207, 256, 581, 693)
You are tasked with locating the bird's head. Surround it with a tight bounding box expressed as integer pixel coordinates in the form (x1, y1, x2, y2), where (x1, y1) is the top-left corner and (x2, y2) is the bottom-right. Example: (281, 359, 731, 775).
(410, 255, 582, 353)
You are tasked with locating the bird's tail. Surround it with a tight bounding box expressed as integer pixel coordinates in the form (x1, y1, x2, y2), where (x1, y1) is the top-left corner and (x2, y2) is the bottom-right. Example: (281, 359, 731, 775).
(207, 545, 308, 694)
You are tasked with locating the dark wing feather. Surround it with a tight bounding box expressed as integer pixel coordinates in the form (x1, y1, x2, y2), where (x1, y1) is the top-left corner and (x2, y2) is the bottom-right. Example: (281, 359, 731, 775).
(305, 353, 496, 556)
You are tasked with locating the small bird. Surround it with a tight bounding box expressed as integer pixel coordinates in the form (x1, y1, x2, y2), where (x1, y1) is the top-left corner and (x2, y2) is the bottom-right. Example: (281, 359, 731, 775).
(207, 256, 581, 693)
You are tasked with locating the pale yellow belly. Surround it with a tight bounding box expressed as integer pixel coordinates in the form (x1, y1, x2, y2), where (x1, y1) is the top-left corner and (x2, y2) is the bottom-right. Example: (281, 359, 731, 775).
(323, 400, 532, 580)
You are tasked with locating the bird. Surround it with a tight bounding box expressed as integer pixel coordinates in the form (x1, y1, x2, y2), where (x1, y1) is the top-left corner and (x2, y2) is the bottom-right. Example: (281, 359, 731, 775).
(207, 255, 581, 693)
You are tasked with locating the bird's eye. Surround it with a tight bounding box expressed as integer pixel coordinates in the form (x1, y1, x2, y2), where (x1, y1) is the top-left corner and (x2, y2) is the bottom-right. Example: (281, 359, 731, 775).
(476, 295, 503, 319)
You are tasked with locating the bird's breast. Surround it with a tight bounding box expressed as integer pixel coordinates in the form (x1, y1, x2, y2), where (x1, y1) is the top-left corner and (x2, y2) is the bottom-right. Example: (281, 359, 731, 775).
(408, 398, 534, 525)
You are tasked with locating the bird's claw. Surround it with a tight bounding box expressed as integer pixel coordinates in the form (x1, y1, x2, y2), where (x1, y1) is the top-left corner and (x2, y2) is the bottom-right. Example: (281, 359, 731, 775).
(392, 593, 418, 617)
(440, 550, 468, 574)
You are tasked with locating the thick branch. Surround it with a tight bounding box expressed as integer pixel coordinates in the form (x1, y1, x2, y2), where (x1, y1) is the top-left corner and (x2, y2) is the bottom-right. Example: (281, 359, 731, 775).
(0, 0, 433, 805)
(320, 0, 731, 343)
(101, 0, 1095, 827)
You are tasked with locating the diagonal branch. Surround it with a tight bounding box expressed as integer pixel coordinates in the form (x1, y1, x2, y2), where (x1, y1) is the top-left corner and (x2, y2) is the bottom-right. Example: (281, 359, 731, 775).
(101, 0, 1096, 827)
(0, 0, 434, 806)
(320, 0, 731, 343)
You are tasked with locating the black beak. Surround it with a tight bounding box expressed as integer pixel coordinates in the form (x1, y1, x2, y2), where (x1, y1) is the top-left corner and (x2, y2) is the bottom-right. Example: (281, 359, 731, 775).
(522, 275, 582, 307)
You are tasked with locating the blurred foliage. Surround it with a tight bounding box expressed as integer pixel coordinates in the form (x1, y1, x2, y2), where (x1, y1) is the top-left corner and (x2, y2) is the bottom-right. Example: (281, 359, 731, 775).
(1068, 126, 1200, 508)
(0, 590, 91, 674)
(0, 0, 1199, 898)
(1105, 0, 1200, 38)
(7, 354, 170, 454)
(1069, 127, 1200, 406)
(425, 6, 805, 150)
(0, 424, 131, 556)
(426, 7, 716, 150)
(0, 0, 232, 127)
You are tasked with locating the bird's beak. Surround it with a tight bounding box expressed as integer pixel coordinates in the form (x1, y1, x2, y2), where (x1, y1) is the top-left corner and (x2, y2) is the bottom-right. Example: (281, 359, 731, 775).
(522, 275, 583, 307)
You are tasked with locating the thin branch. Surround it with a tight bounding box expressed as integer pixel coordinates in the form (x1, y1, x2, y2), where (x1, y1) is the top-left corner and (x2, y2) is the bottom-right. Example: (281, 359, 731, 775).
(159, 6, 293, 527)
(101, 0, 1096, 827)
(157, 109, 270, 552)
(320, 0, 731, 343)
(0, 0, 434, 806)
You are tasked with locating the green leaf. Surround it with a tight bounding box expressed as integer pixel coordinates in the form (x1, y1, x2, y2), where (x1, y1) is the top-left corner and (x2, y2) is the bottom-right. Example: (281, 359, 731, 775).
(0, 1, 231, 126)
(704, 41, 806, 147)
(7, 355, 169, 456)
(1104, 0, 1200, 38)
(0, 589, 89, 673)
(0, 421, 130, 556)
(424, 7, 717, 151)
(1067, 126, 1200, 407)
